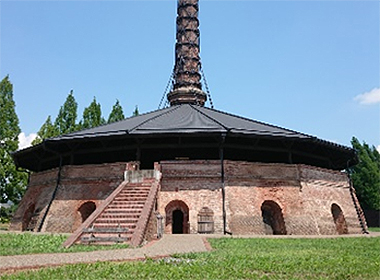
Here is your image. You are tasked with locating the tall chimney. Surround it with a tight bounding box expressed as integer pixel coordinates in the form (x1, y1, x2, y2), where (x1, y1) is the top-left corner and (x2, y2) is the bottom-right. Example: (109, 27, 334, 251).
(167, 0, 207, 106)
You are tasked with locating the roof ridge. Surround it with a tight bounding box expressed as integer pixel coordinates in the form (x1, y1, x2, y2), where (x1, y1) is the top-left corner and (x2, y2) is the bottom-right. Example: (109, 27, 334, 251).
(201, 106, 313, 138)
(127, 105, 182, 133)
(190, 104, 230, 132)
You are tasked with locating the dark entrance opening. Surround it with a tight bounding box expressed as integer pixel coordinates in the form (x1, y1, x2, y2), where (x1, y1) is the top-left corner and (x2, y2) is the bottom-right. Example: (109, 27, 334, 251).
(78, 201, 96, 223)
(172, 209, 184, 234)
(261, 200, 287, 235)
(331, 203, 348, 234)
(165, 200, 189, 234)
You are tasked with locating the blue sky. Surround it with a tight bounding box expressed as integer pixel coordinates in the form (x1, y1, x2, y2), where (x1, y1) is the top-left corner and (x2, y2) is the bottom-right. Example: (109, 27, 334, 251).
(1, 0, 379, 150)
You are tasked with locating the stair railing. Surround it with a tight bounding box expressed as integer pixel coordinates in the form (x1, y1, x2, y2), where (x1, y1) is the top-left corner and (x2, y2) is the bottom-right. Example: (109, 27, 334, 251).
(62, 181, 129, 248)
(130, 177, 161, 247)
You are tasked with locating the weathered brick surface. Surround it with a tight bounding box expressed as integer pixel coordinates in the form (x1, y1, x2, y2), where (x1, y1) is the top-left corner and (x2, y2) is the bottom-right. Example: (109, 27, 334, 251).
(9, 169, 57, 231)
(299, 166, 362, 234)
(12, 160, 364, 236)
(158, 160, 224, 234)
(158, 160, 363, 235)
(11, 163, 126, 233)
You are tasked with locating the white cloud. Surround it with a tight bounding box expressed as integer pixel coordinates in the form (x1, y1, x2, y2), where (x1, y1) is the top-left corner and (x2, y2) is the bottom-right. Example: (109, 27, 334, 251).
(18, 132, 37, 150)
(354, 87, 380, 105)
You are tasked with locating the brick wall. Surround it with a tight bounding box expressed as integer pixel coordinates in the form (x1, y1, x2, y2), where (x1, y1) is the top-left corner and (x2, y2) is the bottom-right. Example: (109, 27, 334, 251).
(10, 169, 57, 231)
(12, 159, 363, 236)
(157, 160, 363, 235)
(158, 160, 224, 234)
(11, 162, 126, 233)
(299, 165, 362, 234)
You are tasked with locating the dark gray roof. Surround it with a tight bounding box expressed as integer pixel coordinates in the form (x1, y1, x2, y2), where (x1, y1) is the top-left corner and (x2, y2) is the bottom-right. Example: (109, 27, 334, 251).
(13, 104, 357, 172)
(53, 104, 310, 140)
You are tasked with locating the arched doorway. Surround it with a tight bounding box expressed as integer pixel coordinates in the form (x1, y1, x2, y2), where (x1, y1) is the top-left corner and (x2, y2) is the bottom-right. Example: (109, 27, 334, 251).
(165, 200, 189, 234)
(261, 200, 287, 235)
(331, 203, 348, 234)
(78, 201, 96, 223)
(173, 209, 184, 233)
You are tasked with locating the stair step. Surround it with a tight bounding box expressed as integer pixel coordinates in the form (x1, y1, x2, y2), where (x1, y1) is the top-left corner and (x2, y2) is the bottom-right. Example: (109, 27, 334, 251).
(81, 236, 130, 243)
(107, 205, 144, 210)
(93, 223, 137, 229)
(83, 227, 130, 233)
(99, 214, 140, 219)
(119, 190, 150, 194)
(114, 196, 148, 200)
(120, 190, 148, 194)
(112, 201, 145, 205)
(123, 185, 151, 189)
(104, 208, 142, 213)
(116, 193, 148, 196)
(95, 218, 139, 224)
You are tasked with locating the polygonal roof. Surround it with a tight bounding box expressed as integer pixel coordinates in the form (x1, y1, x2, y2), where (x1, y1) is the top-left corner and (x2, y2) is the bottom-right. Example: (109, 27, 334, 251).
(53, 104, 309, 139)
(13, 104, 357, 172)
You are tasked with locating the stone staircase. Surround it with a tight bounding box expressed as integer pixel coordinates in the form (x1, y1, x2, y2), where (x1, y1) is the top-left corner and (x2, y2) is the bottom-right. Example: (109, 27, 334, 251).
(63, 169, 161, 248)
(80, 182, 152, 244)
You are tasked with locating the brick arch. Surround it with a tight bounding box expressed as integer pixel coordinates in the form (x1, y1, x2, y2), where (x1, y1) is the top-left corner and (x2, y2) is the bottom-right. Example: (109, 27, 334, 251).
(331, 203, 348, 234)
(22, 204, 35, 231)
(165, 200, 189, 234)
(261, 200, 287, 235)
(78, 201, 96, 223)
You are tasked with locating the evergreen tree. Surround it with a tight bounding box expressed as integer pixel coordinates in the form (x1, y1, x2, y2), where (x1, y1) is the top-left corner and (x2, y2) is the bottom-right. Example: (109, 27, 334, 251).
(32, 116, 59, 145)
(0, 76, 27, 210)
(351, 137, 380, 210)
(54, 90, 78, 135)
(80, 97, 106, 129)
(108, 100, 125, 124)
(132, 105, 139, 117)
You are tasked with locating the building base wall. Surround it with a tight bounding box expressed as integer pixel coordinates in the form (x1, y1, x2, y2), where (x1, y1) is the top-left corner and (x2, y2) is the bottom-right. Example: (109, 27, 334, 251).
(10, 162, 126, 233)
(158, 160, 364, 236)
(11, 160, 364, 236)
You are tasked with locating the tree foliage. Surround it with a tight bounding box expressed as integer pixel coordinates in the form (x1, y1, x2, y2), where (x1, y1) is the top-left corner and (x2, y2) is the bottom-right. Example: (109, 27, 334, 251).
(132, 105, 139, 117)
(54, 90, 78, 135)
(108, 100, 125, 124)
(80, 97, 106, 129)
(350, 137, 380, 210)
(32, 92, 134, 146)
(32, 116, 59, 145)
(0, 76, 27, 206)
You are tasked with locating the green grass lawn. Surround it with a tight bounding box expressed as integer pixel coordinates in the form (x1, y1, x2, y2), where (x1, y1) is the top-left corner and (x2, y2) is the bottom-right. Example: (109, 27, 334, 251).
(1, 237, 379, 280)
(0, 232, 128, 256)
(368, 227, 380, 232)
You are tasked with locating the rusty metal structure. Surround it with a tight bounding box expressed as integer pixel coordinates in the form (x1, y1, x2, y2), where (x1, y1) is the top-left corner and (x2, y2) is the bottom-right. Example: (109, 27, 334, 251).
(167, 0, 207, 106)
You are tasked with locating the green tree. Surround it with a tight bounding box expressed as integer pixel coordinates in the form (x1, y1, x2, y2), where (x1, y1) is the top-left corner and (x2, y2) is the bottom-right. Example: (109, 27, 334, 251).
(80, 97, 106, 129)
(132, 105, 139, 117)
(54, 90, 78, 135)
(0, 76, 27, 212)
(32, 116, 59, 145)
(350, 137, 380, 210)
(107, 100, 125, 124)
